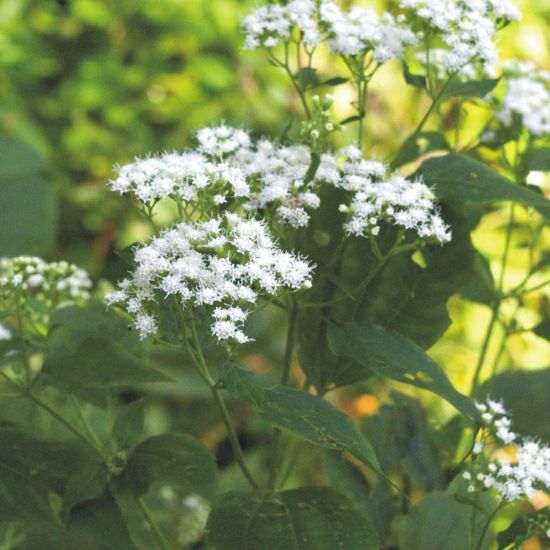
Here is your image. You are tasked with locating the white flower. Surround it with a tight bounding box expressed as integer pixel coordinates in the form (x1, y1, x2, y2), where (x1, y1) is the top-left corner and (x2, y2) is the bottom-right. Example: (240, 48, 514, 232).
(0, 257, 92, 303)
(108, 215, 314, 342)
(496, 73, 550, 137)
(401, 0, 521, 78)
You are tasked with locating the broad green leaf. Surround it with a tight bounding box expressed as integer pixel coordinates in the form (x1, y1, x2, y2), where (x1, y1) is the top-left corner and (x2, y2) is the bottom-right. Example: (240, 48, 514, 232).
(112, 398, 147, 451)
(115, 433, 218, 501)
(398, 492, 472, 550)
(0, 136, 46, 178)
(295, 67, 319, 90)
(219, 364, 381, 473)
(392, 131, 450, 169)
(417, 154, 550, 214)
(321, 450, 371, 512)
(526, 148, 550, 172)
(62, 459, 109, 521)
(0, 427, 86, 521)
(362, 392, 443, 491)
(497, 507, 550, 549)
(68, 491, 136, 549)
(441, 78, 500, 100)
(0, 137, 56, 256)
(42, 301, 168, 391)
(207, 487, 380, 550)
(327, 323, 477, 419)
(480, 368, 550, 443)
(460, 251, 499, 305)
(402, 61, 426, 89)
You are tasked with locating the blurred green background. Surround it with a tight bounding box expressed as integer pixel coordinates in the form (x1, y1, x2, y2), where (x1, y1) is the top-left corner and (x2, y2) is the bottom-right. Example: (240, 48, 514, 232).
(0, 0, 548, 436)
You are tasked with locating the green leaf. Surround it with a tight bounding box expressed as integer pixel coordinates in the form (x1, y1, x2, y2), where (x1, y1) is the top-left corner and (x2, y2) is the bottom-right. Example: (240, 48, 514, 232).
(526, 148, 550, 172)
(62, 460, 109, 521)
(112, 398, 147, 451)
(207, 487, 380, 550)
(0, 137, 56, 256)
(219, 364, 381, 473)
(115, 433, 218, 501)
(533, 318, 550, 341)
(441, 78, 500, 100)
(42, 301, 168, 391)
(398, 492, 472, 550)
(480, 368, 550, 443)
(0, 136, 46, 178)
(392, 131, 450, 169)
(68, 491, 136, 549)
(295, 67, 319, 90)
(0, 427, 86, 521)
(321, 450, 371, 512)
(320, 76, 349, 86)
(362, 392, 443, 491)
(327, 323, 477, 419)
(402, 62, 426, 89)
(417, 154, 550, 214)
(460, 251, 499, 305)
(340, 114, 364, 125)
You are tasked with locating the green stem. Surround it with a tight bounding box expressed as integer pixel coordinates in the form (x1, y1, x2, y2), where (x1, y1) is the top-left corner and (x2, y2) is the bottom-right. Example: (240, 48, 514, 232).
(471, 203, 516, 395)
(137, 497, 170, 550)
(470, 305, 499, 396)
(69, 395, 104, 451)
(268, 302, 298, 489)
(413, 75, 454, 136)
(23, 390, 106, 458)
(474, 503, 505, 550)
(186, 321, 258, 489)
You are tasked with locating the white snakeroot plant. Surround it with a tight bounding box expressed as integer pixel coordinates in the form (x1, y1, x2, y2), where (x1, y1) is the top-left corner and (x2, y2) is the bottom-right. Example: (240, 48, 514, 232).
(0, 256, 92, 304)
(495, 62, 550, 137)
(400, 0, 520, 77)
(461, 400, 550, 503)
(106, 215, 313, 342)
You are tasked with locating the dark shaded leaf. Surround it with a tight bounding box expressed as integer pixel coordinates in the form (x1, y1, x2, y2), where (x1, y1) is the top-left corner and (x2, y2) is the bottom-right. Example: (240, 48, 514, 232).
(402, 62, 426, 89)
(392, 131, 450, 169)
(115, 433, 218, 501)
(42, 301, 168, 391)
(417, 154, 550, 214)
(219, 364, 381, 473)
(363, 392, 443, 491)
(68, 491, 136, 549)
(207, 487, 380, 550)
(112, 398, 147, 451)
(526, 148, 550, 172)
(327, 323, 477, 419)
(398, 492, 472, 550)
(442, 78, 500, 100)
(0, 427, 86, 521)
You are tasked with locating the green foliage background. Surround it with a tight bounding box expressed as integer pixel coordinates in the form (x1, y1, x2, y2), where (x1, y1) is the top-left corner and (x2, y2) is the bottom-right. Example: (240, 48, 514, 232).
(0, 0, 549, 548)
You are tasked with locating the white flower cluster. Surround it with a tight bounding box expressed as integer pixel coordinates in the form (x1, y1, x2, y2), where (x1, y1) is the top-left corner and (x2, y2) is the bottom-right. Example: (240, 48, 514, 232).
(0, 256, 92, 303)
(242, 0, 416, 62)
(109, 125, 251, 204)
(495, 62, 550, 137)
(461, 399, 550, 502)
(336, 146, 451, 243)
(236, 140, 327, 228)
(401, 0, 520, 76)
(106, 215, 313, 342)
(319, 2, 416, 61)
(242, 0, 320, 50)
